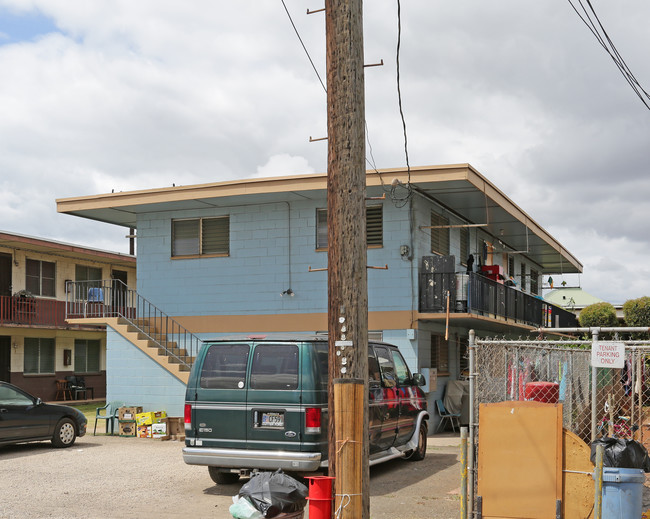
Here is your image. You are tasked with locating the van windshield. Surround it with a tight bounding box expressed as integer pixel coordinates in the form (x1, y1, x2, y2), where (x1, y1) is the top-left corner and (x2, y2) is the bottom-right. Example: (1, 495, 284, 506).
(200, 343, 250, 389)
(250, 343, 299, 390)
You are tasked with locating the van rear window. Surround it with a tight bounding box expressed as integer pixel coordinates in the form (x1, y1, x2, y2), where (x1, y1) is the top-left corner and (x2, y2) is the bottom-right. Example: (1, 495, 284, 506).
(200, 344, 250, 389)
(250, 344, 299, 390)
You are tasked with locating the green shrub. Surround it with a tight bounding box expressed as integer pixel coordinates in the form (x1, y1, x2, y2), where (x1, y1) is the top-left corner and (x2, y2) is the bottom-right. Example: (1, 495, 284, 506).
(623, 296, 650, 327)
(578, 302, 618, 328)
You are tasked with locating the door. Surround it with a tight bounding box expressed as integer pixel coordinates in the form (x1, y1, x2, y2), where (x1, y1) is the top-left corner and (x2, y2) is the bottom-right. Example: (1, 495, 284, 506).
(368, 348, 387, 454)
(111, 270, 128, 310)
(0, 337, 10, 382)
(246, 342, 302, 452)
(391, 349, 420, 446)
(192, 342, 250, 448)
(373, 346, 399, 450)
(0, 384, 51, 442)
(0, 253, 11, 297)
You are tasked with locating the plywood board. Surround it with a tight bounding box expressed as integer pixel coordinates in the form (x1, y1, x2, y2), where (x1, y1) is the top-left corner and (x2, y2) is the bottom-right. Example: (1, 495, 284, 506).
(563, 429, 594, 519)
(478, 401, 562, 519)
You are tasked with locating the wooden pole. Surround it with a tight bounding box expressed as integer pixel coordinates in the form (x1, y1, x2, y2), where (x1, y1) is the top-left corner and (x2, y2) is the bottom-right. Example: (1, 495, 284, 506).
(325, 0, 369, 516)
(334, 379, 364, 519)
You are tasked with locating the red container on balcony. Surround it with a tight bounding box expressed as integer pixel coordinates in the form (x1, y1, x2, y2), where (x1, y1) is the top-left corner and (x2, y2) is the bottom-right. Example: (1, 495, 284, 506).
(524, 382, 560, 403)
(480, 265, 503, 283)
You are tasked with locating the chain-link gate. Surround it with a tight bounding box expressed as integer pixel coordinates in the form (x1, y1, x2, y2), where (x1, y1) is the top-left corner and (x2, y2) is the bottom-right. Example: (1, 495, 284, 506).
(464, 327, 650, 518)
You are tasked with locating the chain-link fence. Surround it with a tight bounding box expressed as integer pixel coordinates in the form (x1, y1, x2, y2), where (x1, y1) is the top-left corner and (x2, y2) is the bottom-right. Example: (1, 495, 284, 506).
(465, 328, 650, 517)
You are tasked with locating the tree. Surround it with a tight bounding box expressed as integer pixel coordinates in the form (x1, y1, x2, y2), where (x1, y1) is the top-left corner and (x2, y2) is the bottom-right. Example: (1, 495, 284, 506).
(579, 302, 618, 328)
(622, 296, 650, 327)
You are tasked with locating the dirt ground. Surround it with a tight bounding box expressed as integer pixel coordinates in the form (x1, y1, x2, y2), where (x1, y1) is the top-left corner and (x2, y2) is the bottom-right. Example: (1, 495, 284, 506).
(4, 430, 650, 519)
(0, 433, 461, 519)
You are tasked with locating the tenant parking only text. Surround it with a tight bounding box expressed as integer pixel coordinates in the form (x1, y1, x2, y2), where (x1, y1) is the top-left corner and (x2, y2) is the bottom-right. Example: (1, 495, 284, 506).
(591, 341, 625, 369)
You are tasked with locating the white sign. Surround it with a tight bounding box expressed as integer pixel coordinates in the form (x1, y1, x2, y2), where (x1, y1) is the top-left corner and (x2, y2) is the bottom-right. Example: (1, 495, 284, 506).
(591, 342, 625, 368)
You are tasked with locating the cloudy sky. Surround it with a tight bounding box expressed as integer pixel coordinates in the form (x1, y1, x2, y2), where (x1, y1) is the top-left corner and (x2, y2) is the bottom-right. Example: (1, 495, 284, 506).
(0, 0, 648, 304)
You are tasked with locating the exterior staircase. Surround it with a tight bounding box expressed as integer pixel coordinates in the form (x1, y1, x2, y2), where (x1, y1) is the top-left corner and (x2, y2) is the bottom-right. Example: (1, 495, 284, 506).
(65, 280, 203, 384)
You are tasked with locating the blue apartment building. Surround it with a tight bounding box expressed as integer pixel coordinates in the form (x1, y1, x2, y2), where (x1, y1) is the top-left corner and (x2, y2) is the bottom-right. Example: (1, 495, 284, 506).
(57, 164, 581, 429)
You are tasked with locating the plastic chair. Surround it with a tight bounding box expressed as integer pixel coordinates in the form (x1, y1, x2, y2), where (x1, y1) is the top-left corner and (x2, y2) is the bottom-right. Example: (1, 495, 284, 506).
(94, 402, 121, 435)
(435, 399, 461, 433)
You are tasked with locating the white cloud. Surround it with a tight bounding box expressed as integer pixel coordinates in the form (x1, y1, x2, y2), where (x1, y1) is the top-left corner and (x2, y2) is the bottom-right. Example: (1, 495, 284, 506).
(0, 0, 648, 303)
(255, 154, 315, 178)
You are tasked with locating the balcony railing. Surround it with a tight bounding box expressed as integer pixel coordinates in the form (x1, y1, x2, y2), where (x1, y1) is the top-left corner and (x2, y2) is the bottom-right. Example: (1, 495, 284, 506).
(0, 295, 101, 328)
(66, 280, 202, 370)
(419, 271, 578, 328)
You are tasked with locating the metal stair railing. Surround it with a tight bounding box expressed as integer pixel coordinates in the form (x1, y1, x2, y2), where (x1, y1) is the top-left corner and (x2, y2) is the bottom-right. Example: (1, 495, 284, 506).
(65, 279, 202, 370)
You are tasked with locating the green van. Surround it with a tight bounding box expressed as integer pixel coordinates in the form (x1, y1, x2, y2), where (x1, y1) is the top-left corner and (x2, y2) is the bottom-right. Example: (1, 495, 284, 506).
(182, 335, 429, 484)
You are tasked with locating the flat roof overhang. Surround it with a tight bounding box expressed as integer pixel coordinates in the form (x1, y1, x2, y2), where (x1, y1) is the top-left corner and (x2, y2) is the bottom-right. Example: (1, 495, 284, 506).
(56, 163, 581, 275)
(0, 231, 135, 266)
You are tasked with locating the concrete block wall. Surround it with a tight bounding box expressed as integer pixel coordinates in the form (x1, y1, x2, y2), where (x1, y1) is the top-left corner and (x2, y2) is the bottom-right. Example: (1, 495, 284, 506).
(105, 327, 186, 417)
(135, 197, 419, 317)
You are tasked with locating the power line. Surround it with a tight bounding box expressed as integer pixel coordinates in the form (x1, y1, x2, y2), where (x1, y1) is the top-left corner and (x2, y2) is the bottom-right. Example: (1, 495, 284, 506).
(280, 0, 327, 94)
(566, 0, 650, 110)
(394, 0, 413, 206)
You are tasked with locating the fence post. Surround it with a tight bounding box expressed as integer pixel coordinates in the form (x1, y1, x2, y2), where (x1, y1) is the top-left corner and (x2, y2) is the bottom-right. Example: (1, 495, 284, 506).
(468, 329, 475, 518)
(591, 328, 599, 442)
(594, 443, 604, 519)
(460, 427, 468, 519)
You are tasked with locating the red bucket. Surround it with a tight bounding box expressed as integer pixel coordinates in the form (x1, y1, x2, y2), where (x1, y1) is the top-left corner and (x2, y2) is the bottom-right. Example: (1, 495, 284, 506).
(306, 476, 335, 519)
(525, 381, 559, 403)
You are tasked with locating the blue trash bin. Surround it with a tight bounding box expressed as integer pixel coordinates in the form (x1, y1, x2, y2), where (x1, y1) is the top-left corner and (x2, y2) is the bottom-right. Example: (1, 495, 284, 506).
(593, 467, 645, 519)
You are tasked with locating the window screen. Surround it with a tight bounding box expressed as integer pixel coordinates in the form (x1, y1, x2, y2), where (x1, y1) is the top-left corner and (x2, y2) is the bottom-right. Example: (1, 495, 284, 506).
(75, 339, 100, 373)
(24, 338, 55, 374)
(316, 206, 383, 249)
(460, 227, 469, 266)
(431, 334, 449, 376)
(26, 259, 55, 297)
(430, 211, 450, 255)
(530, 268, 539, 294)
(172, 217, 230, 257)
(250, 344, 299, 390)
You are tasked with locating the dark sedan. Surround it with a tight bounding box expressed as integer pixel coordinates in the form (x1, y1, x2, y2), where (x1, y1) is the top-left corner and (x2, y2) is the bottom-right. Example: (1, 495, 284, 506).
(0, 381, 87, 448)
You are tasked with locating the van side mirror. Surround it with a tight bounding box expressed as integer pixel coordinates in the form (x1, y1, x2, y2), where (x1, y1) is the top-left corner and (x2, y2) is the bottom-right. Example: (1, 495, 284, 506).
(412, 373, 426, 387)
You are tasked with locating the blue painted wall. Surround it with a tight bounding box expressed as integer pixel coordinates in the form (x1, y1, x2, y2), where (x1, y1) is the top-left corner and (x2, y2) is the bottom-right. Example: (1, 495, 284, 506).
(106, 327, 186, 417)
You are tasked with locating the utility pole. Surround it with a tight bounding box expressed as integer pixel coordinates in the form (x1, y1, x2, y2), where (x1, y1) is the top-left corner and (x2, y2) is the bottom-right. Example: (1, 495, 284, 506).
(325, 0, 369, 517)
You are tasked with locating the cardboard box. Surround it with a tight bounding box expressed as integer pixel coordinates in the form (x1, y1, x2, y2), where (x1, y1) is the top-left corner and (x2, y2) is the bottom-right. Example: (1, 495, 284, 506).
(118, 406, 143, 421)
(137, 425, 152, 438)
(152, 420, 169, 440)
(136, 411, 168, 426)
(118, 421, 137, 437)
(167, 417, 184, 436)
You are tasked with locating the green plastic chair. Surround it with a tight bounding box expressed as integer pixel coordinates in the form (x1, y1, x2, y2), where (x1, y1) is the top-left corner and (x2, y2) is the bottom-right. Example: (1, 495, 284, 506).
(93, 402, 122, 435)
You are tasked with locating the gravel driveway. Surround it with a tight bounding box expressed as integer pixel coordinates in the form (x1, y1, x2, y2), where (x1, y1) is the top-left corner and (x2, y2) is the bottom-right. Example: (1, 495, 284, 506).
(0, 434, 462, 519)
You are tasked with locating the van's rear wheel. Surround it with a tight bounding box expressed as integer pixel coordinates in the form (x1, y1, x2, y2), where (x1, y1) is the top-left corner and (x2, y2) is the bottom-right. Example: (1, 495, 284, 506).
(208, 466, 240, 485)
(407, 422, 427, 461)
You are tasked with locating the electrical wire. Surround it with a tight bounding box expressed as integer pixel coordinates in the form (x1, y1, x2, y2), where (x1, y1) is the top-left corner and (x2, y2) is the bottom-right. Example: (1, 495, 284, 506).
(566, 0, 650, 110)
(395, 0, 413, 205)
(280, 0, 327, 94)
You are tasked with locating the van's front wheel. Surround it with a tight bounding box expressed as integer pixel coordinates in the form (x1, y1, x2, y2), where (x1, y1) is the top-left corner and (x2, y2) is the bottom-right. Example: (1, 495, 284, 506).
(208, 466, 240, 485)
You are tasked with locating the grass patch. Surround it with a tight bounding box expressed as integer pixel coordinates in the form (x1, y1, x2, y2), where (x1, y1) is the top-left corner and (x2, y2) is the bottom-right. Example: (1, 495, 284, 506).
(72, 401, 106, 428)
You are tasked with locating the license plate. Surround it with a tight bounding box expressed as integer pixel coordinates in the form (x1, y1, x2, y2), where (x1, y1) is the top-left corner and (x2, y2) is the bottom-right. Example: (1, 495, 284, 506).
(261, 412, 284, 428)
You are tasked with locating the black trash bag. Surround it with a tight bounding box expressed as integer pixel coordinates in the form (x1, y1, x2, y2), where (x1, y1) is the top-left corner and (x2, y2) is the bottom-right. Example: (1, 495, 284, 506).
(590, 437, 650, 472)
(238, 469, 308, 518)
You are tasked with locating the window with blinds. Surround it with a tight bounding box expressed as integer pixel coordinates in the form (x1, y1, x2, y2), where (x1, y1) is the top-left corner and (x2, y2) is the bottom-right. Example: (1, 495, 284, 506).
(75, 339, 100, 373)
(520, 263, 527, 291)
(26, 259, 55, 297)
(530, 268, 539, 295)
(172, 216, 230, 257)
(430, 211, 450, 255)
(316, 205, 383, 249)
(430, 334, 450, 376)
(24, 338, 55, 374)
